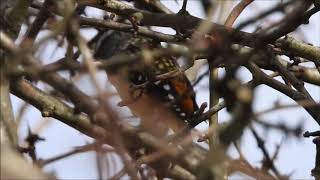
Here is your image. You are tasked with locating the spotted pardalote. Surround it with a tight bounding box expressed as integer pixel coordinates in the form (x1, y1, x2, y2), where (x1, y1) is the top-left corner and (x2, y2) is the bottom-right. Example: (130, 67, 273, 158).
(95, 31, 199, 136)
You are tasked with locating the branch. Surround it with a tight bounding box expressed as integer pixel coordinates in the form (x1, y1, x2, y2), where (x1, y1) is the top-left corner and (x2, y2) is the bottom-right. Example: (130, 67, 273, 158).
(11, 79, 107, 139)
(2, 0, 33, 38)
(80, 0, 258, 46)
(10, 76, 277, 180)
(208, 62, 219, 148)
(0, 30, 100, 117)
(33, 1, 319, 64)
(275, 36, 320, 64)
(10, 78, 201, 179)
(250, 127, 283, 179)
(229, 159, 277, 180)
(0, 60, 17, 147)
(247, 62, 320, 124)
(233, 45, 320, 86)
(0, 144, 54, 180)
(79, 0, 319, 65)
(22, 0, 53, 44)
(224, 0, 254, 28)
(79, 17, 176, 42)
(312, 137, 320, 179)
(260, 1, 318, 42)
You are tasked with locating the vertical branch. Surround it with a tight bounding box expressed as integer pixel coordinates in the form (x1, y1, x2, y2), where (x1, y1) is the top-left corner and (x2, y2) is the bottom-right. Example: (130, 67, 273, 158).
(181, 0, 188, 12)
(0, 0, 34, 148)
(22, 0, 53, 44)
(3, 0, 34, 38)
(0, 59, 17, 147)
(250, 127, 281, 179)
(312, 137, 320, 179)
(208, 61, 228, 180)
(95, 149, 105, 179)
(208, 61, 219, 149)
(200, 0, 215, 15)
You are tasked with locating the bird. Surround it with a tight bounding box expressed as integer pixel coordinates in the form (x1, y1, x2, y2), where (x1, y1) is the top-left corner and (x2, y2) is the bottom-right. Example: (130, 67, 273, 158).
(94, 30, 199, 137)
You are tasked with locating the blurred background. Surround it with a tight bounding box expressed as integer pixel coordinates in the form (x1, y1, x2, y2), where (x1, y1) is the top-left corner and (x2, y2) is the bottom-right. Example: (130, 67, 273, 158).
(12, 1, 319, 179)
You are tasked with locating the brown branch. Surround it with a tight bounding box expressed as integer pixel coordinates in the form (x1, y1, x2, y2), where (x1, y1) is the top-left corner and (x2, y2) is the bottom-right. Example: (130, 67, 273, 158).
(247, 62, 320, 124)
(135, 0, 173, 14)
(79, 17, 177, 42)
(9, 78, 199, 179)
(312, 137, 320, 179)
(11, 79, 107, 139)
(32, 1, 320, 64)
(235, 1, 294, 31)
(0, 31, 99, 117)
(21, 0, 53, 44)
(191, 101, 225, 127)
(250, 127, 283, 179)
(255, 100, 319, 117)
(224, 0, 254, 28)
(79, 0, 258, 47)
(0, 60, 17, 147)
(1, 144, 54, 180)
(304, 131, 320, 137)
(260, 1, 317, 42)
(275, 36, 320, 64)
(271, 55, 313, 99)
(37, 142, 113, 167)
(1, 0, 319, 178)
(229, 159, 277, 180)
(9, 73, 276, 180)
(235, 45, 320, 86)
(2, 0, 34, 38)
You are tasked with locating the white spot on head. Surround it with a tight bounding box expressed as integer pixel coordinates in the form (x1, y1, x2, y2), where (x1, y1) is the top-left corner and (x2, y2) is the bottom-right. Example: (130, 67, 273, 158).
(154, 80, 161, 85)
(168, 94, 174, 100)
(163, 84, 170, 91)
